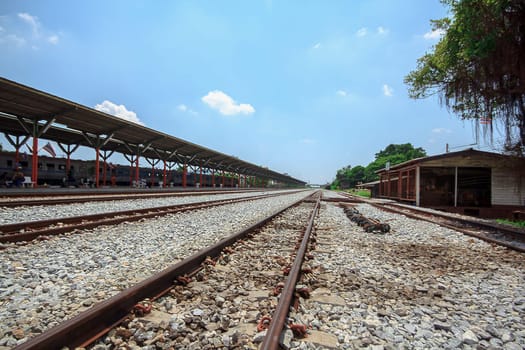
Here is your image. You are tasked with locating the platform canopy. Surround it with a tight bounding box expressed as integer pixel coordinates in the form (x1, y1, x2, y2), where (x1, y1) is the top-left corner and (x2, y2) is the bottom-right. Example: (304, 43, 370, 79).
(0, 77, 305, 186)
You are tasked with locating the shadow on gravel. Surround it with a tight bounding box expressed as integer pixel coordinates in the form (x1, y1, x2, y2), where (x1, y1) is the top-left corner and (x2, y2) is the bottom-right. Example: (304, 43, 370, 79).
(333, 240, 525, 306)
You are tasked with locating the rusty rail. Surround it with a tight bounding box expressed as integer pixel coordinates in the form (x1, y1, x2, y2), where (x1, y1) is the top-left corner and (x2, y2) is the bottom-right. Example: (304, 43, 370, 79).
(260, 194, 320, 350)
(0, 188, 263, 207)
(0, 190, 305, 245)
(371, 203, 525, 253)
(13, 191, 318, 350)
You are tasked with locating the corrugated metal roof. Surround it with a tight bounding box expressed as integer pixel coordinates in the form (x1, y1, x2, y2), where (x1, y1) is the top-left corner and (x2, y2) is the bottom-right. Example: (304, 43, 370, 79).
(375, 148, 522, 174)
(0, 77, 305, 185)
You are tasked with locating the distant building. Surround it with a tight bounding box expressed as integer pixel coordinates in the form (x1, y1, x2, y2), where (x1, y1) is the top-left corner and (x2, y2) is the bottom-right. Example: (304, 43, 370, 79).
(374, 149, 524, 218)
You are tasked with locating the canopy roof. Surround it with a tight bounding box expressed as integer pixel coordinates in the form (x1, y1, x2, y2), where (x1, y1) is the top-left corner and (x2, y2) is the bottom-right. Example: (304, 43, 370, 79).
(0, 78, 305, 185)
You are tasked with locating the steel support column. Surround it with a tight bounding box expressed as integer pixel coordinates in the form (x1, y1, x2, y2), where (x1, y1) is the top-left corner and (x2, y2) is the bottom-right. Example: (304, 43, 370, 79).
(56, 143, 80, 176)
(123, 154, 137, 187)
(162, 160, 167, 188)
(83, 133, 114, 189)
(98, 149, 114, 186)
(15, 117, 55, 187)
(4, 133, 29, 165)
(182, 164, 187, 188)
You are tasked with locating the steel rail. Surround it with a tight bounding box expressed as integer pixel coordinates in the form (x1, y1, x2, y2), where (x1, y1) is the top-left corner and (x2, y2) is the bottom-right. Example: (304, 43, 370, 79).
(383, 203, 525, 235)
(12, 192, 318, 350)
(336, 192, 525, 252)
(0, 190, 306, 245)
(260, 193, 321, 350)
(0, 188, 263, 207)
(370, 203, 525, 253)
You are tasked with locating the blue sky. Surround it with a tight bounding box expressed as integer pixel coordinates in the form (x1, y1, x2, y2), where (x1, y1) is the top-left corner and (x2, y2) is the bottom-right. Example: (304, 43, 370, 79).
(0, 1, 495, 184)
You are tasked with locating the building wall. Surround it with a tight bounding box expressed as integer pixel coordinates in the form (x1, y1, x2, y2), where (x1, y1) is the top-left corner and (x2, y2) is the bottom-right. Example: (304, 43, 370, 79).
(492, 168, 524, 206)
(420, 155, 524, 207)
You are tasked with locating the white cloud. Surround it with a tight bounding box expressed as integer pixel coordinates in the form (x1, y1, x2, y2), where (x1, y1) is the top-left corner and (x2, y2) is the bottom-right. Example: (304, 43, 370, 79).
(202, 90, 255, 116)
(382, 84, 393, 97)
(94, 100, 145, 125)
(312, 42, 321, 49)
(377, 26, 389, 35)
(177, 103, 198, 115)
(2, 34, 26, 46)
(432, 127, 452, 134)
(47, 34, 59, 45)
(301, 138, 316, 144)
(356, 27, 367, 37)
(1, 13, 61, 48)
(18, 13, 40, 35)
(424, 28, 445, 40)
(336, 90, 347, 97)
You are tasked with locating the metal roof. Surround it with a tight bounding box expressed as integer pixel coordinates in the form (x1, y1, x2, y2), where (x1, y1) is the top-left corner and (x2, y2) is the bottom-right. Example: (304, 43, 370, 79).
(375, 148, 523, 174)
(0, 77, 305, 185)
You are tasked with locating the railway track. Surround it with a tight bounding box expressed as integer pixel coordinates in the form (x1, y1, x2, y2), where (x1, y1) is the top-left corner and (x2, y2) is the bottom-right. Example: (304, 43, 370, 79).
(13, 192, 321, 349)
(338, 193, 525, 252)
(0, 190, 305, 245)
(3, 190, 524, 348)
(372, 202, 525, 252)
(0, 188, 262, 207)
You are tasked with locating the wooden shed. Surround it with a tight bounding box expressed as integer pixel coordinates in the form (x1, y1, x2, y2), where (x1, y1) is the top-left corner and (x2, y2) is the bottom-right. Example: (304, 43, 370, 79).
(376, 149, 525, 218)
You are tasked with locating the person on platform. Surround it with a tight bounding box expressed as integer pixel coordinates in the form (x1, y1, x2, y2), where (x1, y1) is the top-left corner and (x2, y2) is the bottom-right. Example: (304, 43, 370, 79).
(0, 172, 8, 187)
(12, 167, 25, 188)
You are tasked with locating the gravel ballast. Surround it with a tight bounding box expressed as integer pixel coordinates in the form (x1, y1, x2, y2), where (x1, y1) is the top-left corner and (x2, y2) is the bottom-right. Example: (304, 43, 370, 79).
(292, 197, 525, 349)
(2, 189, 524, 349)
(0, 190, 313, 348)
(0, 190, 298, 225)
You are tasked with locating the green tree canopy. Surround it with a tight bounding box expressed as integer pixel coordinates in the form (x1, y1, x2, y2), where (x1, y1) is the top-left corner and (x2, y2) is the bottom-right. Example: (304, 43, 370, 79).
(405, 0, 525, 156)
(332, 143, 426, 189)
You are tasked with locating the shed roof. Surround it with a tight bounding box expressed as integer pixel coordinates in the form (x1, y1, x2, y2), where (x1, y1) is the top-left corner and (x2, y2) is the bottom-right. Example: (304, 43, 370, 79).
(376, 148, 523, 174)
(0, 77, 305, 185)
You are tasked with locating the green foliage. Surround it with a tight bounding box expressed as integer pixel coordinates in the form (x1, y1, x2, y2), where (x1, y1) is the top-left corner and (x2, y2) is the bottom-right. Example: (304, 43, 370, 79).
(346, 189, 371, 198)
(405, 0, 525, 155)
(331, 143, 426, 189)
(496, 218, 525, 229)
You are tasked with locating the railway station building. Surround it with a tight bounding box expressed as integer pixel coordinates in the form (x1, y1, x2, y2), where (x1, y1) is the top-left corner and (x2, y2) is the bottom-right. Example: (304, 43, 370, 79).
(374, 149, 524, 218)
(0, 78, 306, 189)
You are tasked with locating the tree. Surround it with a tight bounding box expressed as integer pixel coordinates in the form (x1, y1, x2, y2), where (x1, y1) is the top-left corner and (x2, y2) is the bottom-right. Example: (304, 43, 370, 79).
(331, 143, 426, 188)
(405, 0, 525, 156)
(364, 143, 426, 182)
(334, 165, 352, 189)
